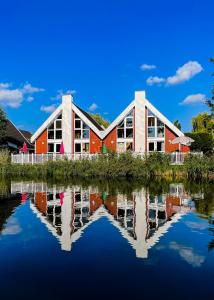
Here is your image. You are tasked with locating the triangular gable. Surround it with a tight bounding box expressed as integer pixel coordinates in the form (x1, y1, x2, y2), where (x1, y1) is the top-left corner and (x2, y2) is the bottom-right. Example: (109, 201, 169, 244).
(73, 104, 103, 138)
(103, 100, 135, 138)
(31, 104, 62, 143)
(145, 99, 183, 137)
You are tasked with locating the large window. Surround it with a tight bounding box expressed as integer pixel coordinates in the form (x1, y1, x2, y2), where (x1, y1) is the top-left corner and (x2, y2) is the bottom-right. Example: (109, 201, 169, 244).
(74, 114, 89, 139)
(148, 141, 164, 152)
(117, 110, 133, 139)
(74, 114, 90, 153)
(147, 110, 165, 138)
(48, 114, 62, 140)
(48, 143, 61, 153)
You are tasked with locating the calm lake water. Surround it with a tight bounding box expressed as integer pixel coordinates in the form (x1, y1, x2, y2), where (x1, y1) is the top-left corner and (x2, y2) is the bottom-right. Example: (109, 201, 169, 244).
(0, 179, 213, 300)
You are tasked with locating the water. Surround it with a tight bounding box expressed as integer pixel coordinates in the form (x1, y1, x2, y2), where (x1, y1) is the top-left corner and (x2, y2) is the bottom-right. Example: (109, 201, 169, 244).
(0, 180, 213, 300)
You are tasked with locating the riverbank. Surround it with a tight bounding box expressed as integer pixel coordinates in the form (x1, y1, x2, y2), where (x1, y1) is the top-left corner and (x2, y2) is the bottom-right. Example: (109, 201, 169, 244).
(0, 151, 213, 181)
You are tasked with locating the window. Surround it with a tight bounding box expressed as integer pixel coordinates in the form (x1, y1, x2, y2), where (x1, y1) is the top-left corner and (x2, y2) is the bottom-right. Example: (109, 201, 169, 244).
(157, 141, 164, 152)
(48, 114, 62, 140)
(148, 128, 155, 138)
(75, 143, 81, 153)
(82, 143, 89, 153)
(48, 143, 54, 153)
(126, 142, 133, 151)
(117, 110, 134, 140)
(56, 144, 61, 153)
(147, 110, 165, 139)
(148, 141, 164, 152)
(149, 142, 155, 152)
(74, 114, 90, 140)
(74, 142, 89, 153)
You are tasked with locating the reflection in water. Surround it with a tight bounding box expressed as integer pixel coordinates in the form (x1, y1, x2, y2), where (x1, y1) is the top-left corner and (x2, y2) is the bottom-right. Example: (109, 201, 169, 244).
(11, 182, 195, 258)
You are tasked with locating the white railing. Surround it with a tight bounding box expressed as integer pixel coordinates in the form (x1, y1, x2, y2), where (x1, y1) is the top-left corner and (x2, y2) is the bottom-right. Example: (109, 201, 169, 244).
(11, 152, 203, 165)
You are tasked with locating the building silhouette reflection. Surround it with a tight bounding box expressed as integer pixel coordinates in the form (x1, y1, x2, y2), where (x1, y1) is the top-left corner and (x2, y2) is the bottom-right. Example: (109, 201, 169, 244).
(11, 182, 195, 258)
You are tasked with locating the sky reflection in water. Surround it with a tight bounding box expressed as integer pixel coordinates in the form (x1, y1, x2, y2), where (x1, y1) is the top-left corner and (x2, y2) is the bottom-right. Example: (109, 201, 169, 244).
(0, 180, 213, 300)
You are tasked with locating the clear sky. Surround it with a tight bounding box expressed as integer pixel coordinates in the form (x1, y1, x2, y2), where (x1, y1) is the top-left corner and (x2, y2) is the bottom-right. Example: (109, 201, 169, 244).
(0, 0, 213, 133)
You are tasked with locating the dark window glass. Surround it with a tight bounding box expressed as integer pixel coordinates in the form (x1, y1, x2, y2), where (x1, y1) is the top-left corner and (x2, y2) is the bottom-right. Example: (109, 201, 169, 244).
(56, 130, 62, 139)
(48, 143, 54, 153)
(83, 130, 89, 139)
(149, 142, 155, 151)
(57, 114, 62, 119)
(75, 119, 81, 129)
(157, 142, 164, 151)
(157, 118, 164, 127)
(83, 123, 89, 130)
(117, 128, 124, 138)
(148, 117, 155, 127)
(48, 130, 54, 139)
(56, 120, 62, 129)
(56, 144, 60, 153)
(126, 128, 133, 138)
(148, 128, 155, 137)
(75, 130, 81, 139)
(75, 143, 81, 153)
(75, 193, 81, 202)
(126, 117, 133, 127)
(49, 123, 54, 130)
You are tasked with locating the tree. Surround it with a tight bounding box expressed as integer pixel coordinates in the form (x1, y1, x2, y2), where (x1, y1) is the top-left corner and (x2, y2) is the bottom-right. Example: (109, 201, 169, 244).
(173, 120, 181, 130)
(192, 112, 214, 138)
(0, 107, 7, 142)
(185, 132, 214, 153)
(90, 113, 110, 129)
(206, 58, 214, 116)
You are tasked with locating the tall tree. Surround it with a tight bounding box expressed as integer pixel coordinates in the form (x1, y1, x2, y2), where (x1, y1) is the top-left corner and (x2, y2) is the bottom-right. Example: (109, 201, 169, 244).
(173, 120, 181, 130)
(90, 113, 110, 129)
(192, 112, 214, 138)
(206, 58, 214, 115)
(0, 107, 7, 142)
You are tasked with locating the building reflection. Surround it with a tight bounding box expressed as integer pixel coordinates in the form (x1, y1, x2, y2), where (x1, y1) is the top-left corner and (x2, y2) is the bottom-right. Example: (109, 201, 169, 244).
(11, 182, 195, 258)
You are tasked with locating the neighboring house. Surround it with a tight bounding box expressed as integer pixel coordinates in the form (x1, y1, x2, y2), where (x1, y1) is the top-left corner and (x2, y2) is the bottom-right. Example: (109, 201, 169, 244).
(0, 120, 34, 153)
(31, 91, 190, 154)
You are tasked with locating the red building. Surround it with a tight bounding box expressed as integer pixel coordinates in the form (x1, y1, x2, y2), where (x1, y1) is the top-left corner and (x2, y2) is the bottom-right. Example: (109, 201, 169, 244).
(31, 91, 190, 154)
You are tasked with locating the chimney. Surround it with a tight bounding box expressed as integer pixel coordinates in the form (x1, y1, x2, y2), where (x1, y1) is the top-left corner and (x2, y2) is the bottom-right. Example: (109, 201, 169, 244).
(135, 91, 146, 101)
(62, 94, 73, 153)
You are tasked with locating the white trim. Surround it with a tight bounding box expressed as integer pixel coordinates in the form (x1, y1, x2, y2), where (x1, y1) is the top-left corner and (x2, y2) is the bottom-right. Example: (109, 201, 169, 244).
(31, 105, 62, 143)
(103, 100, 135, 138)
(145, 99, 183, 137)
(73, 104, 103, 138)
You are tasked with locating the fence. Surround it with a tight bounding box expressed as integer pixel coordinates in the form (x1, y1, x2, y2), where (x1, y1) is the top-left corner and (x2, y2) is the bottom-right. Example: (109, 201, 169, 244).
(11, 152, 203, 165)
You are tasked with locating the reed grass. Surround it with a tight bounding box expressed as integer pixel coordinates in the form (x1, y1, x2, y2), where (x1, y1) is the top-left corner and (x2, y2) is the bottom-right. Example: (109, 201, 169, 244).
(0, 151, 213, 181)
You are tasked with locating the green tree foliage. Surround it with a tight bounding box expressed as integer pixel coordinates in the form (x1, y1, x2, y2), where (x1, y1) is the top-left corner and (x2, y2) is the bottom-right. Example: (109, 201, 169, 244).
(90, 113, 110, 129)
(185, 132, 214, 153)
(0, 107, 7, 142)
(192, 112, 214, 139)
(173, 120, 181, 130)
(206, 58, 214, 115)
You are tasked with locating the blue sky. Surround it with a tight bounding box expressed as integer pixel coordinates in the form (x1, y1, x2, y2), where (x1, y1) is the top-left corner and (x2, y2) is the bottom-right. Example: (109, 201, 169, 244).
(0, 0, 213, 133)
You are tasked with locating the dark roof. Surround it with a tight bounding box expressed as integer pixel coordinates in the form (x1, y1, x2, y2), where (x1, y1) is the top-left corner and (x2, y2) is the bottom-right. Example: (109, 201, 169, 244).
(5, 120, 33, 148)
(20, 129, 32, 141)
(74, 104, 104, 131)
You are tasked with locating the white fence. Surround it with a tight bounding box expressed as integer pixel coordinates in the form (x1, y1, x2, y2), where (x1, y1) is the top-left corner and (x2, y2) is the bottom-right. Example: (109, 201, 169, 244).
(11, 152, 202, 165)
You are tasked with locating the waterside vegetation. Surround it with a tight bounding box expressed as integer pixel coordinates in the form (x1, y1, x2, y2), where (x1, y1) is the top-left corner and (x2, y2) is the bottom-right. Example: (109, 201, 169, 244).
(0, 150, 213, 181)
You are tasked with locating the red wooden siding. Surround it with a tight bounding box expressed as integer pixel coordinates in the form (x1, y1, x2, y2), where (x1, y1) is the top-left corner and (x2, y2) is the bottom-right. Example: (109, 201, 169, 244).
(103, 128, 117, 152)
(90, 129, 102, 153)
(35, 129, 47, 154)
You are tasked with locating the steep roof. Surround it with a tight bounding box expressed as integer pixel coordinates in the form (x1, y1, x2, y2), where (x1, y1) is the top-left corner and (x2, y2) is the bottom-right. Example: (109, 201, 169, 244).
(20, 130, 32, 142)
(74, 104, 104, 131)
(5, 120, 33, 148)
